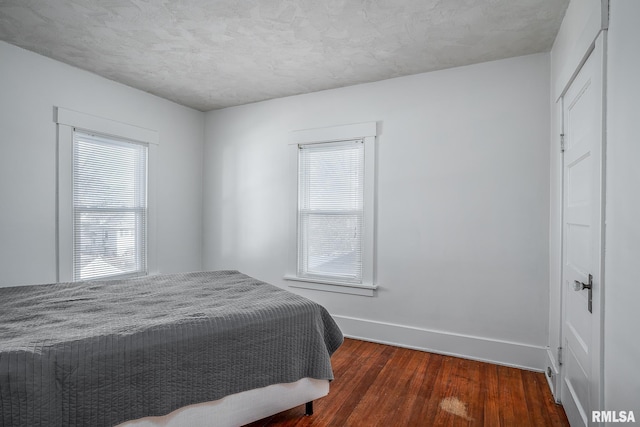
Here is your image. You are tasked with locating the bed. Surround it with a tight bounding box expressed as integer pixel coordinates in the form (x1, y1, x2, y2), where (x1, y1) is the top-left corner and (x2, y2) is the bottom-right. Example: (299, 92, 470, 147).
(0, 270, 343, 427)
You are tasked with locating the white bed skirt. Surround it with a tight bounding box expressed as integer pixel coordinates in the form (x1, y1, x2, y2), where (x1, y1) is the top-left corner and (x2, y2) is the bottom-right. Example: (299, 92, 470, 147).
(118, 378, 330, 427)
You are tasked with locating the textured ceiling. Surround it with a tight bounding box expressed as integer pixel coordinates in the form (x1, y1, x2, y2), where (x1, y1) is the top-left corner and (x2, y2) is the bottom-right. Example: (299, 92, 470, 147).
(0, 0, 569, 111)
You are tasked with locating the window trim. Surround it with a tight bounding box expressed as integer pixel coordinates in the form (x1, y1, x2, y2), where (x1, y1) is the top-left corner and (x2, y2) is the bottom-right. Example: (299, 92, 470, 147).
(55, 107, 158, 282)
(284, 122, 377, 296)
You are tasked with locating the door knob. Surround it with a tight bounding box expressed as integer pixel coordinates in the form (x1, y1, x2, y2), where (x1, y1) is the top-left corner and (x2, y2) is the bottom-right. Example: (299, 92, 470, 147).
(573, 279, 592, 291)
(573, 274, 593, 313)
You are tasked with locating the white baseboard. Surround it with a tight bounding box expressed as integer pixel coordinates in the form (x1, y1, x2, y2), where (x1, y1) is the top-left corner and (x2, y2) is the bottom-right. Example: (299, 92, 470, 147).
(546, 348, 561, 403)
(333, 315, 547, 372)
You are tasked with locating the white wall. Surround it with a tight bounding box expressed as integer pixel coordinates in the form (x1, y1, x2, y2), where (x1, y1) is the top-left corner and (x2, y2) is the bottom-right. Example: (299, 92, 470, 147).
(604, 0, 640, 414)
(203, 53, 551, 369)
(0, 42, 204, 287)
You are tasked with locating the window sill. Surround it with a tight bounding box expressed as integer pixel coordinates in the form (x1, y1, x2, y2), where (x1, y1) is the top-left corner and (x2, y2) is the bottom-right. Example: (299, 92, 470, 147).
(284, 275, 377, 297)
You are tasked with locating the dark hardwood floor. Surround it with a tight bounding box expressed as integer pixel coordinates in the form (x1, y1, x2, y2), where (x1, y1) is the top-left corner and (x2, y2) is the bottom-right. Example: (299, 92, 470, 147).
(246, 338, 569, 427)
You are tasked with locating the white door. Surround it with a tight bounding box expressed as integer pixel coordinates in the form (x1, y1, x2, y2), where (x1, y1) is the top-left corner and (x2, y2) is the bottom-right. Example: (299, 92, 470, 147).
(560, 35, 604, 426)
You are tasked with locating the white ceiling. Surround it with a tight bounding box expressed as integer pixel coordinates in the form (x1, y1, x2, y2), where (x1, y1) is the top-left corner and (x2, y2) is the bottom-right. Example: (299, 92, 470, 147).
(0, 0, 569, 112)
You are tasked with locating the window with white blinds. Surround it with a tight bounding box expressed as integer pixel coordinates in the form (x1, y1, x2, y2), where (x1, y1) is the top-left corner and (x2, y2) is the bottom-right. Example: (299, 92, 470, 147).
(297, 139, 364, 283)
(73, 131, 148, 281)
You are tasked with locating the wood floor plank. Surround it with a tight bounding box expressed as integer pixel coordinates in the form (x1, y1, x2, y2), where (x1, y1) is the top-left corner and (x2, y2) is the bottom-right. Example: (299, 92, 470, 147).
(444, 358, 482, 426)
(376, 349, 434, 427)
(344, 346, 420, 426)
(321, 342, 397, 426)
(496, 365, 530, 426)
(406, 352, 444, 426)
(481, 363, 501, 426)
(521, 369, 554, 427)
(425, 354, 456, 426)
(246, 339, 569, 427)
(522, 369, 570, 427)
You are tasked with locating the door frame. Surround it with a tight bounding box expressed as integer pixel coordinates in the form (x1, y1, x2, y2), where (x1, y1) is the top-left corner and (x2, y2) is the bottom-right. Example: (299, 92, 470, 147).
(557, 31, 607, 425)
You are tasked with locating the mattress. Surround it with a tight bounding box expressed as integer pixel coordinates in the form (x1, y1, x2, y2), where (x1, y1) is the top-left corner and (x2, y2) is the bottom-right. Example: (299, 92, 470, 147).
(0, 270, 343, 427)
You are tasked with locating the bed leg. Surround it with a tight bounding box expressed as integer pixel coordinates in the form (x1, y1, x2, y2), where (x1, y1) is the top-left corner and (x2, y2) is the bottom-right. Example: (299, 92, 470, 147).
(305, 401, 313, 416)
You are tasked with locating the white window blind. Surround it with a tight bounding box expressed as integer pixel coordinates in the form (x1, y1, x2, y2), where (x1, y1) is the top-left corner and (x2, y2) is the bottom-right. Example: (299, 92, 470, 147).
(297, 139, 364, 283)
(73, 131, 148, 281)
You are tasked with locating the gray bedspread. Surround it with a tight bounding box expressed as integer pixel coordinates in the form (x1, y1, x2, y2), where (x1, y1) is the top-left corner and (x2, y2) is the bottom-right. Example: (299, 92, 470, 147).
(0, 270, 343, 427)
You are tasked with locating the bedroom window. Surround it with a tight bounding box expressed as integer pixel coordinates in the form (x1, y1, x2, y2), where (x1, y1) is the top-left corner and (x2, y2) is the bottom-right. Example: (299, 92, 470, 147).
(55, 107, 158, 282)
(72, 132, 148, 280)
(297, 140, 364, 283)
(285, 122, 377, 296)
